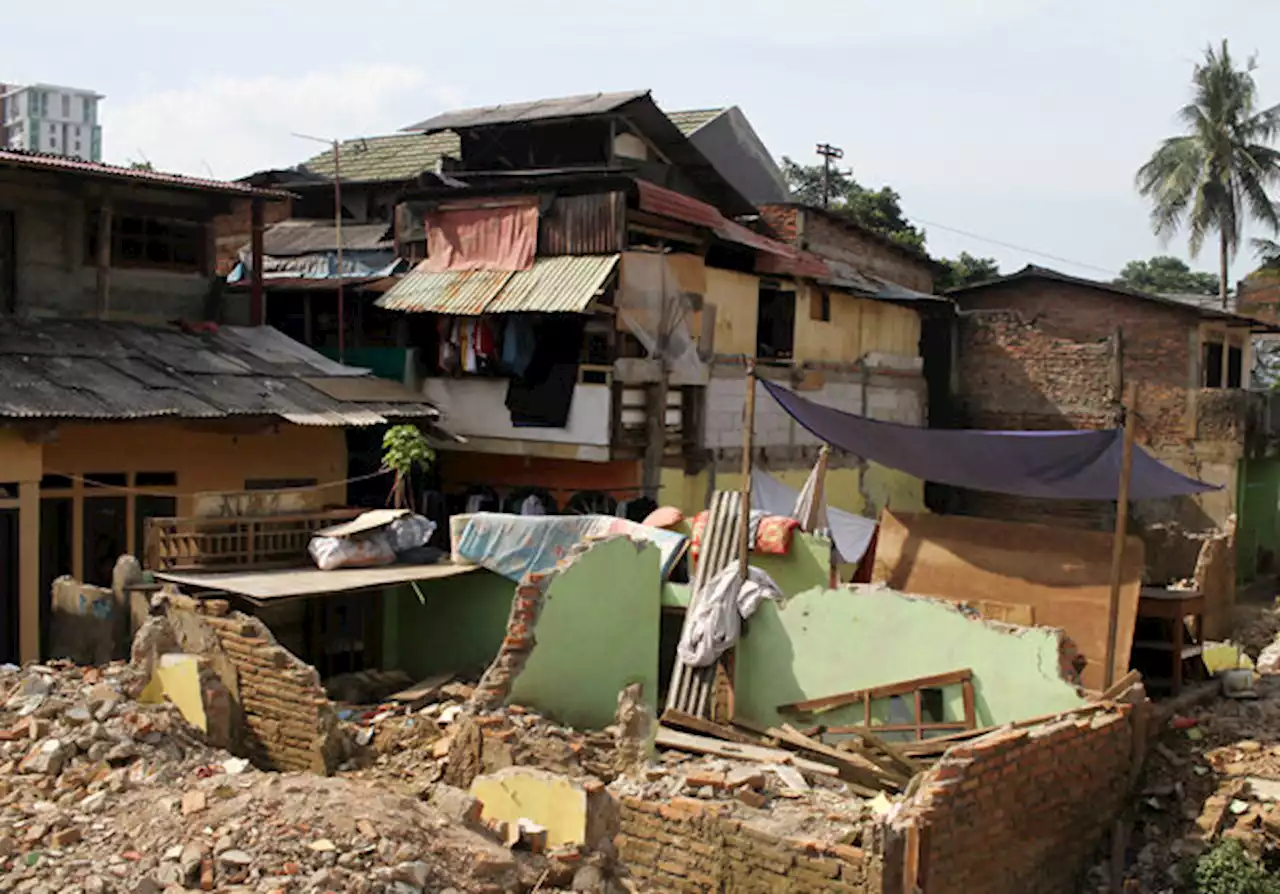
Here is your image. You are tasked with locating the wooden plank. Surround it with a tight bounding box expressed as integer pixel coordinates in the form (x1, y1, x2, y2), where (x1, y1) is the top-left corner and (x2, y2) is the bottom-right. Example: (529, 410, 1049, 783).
(654, 726, 840, 778)
(897, 702, 1115, 756)
(389, 673, 455, 707)
(772, 724, 906, 790)
(833, 727, 924, 778)
(661, 709, 763, 745)
(778, 669, 974, 715)
(969, 599, 1035, 626)
(873, 509, 1144, 691)
(1095, 669, 1142, 702)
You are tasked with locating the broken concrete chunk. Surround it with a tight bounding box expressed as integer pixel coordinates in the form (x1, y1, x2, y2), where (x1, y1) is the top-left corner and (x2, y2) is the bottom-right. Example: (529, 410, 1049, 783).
(428, 783, 484, 825)
(20, 739, 67, 776)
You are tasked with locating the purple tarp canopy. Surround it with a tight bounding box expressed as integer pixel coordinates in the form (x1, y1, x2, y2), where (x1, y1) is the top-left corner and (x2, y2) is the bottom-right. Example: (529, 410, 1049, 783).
(760, 379, 1219, 501)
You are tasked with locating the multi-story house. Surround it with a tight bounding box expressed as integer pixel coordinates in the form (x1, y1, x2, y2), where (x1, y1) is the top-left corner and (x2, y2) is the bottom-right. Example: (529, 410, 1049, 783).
(0, 149, 442, 665)
(353, 89, 943, 527)
(1, 83, 103, 160)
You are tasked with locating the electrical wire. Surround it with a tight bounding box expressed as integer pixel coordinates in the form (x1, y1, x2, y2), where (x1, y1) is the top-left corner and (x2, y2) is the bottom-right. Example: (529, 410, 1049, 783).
(912, 216, 1122, 279)
(42, 468, 392, 499)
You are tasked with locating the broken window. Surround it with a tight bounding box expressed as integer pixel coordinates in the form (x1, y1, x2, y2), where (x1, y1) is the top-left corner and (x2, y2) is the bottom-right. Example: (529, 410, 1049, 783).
(756, 283, 796, 360)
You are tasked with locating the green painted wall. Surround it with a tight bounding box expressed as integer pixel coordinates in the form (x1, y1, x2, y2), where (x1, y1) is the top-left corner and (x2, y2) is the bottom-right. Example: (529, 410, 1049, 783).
(752, 533, 832, 596)
(1238, 456, 1280, 583)
(734, 584, 1085, 731)
(508, 539, 661, 729)
(382, 570, 515, 681)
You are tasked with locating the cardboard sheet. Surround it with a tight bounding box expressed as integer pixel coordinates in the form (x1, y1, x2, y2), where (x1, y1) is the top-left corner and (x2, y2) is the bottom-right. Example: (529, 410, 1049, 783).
(872, 510, 1144, 691)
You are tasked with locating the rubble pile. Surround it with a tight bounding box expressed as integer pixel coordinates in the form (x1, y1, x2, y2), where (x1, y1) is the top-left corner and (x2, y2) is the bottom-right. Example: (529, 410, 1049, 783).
(0, 662, 611, 894)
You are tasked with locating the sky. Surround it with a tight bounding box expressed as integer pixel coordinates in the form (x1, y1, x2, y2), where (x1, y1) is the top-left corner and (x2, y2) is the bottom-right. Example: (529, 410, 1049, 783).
(7, 0, 1280, 282)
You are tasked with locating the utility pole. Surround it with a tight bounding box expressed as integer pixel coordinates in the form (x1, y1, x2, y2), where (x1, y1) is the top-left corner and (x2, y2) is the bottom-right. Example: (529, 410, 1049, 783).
(815, 142, 844, 208)
(293, 132, 346, 363)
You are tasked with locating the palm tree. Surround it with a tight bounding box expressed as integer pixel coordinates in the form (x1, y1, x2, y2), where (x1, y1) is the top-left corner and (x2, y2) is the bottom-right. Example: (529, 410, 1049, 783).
(1136, 40, 1280, 308)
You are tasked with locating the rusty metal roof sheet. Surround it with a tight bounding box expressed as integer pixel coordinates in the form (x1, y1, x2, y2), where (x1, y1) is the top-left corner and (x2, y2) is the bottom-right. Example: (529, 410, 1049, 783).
(0, 319, 439, 426)
(377, 255, 620, 315)
(0, 150, 289, 199)
(377, 264, 513, 315)
(403, 91, 650, 133)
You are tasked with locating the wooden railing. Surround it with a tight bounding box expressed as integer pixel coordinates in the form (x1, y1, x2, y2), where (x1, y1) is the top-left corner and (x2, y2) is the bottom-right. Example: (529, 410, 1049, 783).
(144, 509, 363, 573)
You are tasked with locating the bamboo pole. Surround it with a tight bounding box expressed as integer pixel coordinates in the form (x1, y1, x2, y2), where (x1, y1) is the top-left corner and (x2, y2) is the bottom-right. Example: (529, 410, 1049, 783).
(738, 359, 757, 581)
(1103, 382, 1139, 689)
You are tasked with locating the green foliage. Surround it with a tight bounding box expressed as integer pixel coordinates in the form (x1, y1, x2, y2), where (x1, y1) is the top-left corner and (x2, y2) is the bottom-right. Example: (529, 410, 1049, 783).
(781, 157, 927, 251)
(127, 160, 154, 171)
(1136, 40, 1280, 305)
(1190, 840, 1280, 894)
(937, 253, 1001, 291)
(381, 425, 434, 509)
(1115, 256, 1221, 296)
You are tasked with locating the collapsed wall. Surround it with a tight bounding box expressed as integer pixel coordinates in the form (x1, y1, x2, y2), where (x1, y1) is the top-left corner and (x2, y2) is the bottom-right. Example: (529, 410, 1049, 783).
(888, 708, 1139, 894)
(140, 591, 349, 773)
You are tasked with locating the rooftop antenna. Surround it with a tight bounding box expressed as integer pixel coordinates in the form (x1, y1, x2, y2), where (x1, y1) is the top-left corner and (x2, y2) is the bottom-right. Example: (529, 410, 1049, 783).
(815, 142, 844, 208)
(292, 131, 345, 363)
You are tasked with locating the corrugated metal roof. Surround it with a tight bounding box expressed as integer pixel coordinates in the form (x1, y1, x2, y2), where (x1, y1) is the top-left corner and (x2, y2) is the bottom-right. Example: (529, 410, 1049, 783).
(301, 132, 460, 182)
(666, 108, 726, 135)
(403, 91, 650, 133)
(259, 220, 392, 255)
(0, 319, 439, 426)
(377, 264, 513, 314)
(486, 254, 620, 313)
(377, 255, 620, 315)
(0, 149, 289, 199)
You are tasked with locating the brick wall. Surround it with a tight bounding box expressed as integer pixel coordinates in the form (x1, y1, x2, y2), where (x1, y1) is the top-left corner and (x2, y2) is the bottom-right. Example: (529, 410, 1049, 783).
(892, 709, 1136, 894)
(954, 280, 1195, 448)
(757, 205, 936, 294)
(212, 197, 294, 276)
(167, 597, 347, 773)
(615, 796, 881, 893)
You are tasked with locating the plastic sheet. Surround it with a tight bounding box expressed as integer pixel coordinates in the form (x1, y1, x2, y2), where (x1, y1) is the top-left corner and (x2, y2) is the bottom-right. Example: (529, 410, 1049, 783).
(308, 533, 396, 571)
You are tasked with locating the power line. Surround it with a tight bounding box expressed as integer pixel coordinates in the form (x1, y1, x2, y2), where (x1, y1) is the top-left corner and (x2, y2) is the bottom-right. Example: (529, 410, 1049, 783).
(911, 216, 1121, 278)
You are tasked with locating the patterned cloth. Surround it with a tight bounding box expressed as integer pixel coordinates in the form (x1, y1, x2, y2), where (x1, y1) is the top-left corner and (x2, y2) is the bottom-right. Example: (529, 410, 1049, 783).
(688, 510, 799, 562)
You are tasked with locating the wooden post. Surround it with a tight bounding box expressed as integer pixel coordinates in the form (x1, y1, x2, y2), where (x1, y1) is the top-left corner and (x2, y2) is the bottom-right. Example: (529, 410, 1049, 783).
(249, 197, 265, 326)
(738, 359, 757, 580)
(1103, 382, 1139, 689)
(18, 481, 39, 662)
(94, 201, 112, 319)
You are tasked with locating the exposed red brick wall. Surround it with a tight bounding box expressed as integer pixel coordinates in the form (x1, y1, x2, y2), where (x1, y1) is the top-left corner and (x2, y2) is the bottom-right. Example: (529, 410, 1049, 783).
(616, 796, 880, 893)
(1238, 275, 1280, 323)
(212, 197, 294, 276)
(757, 205, 936, 294)
(954, 280, 1195, 448)
(893, 709, 1136, 894)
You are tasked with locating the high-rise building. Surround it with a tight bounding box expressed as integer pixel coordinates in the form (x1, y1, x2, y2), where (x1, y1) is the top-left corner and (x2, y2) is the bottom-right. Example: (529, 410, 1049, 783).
(0, 83, 103, 161)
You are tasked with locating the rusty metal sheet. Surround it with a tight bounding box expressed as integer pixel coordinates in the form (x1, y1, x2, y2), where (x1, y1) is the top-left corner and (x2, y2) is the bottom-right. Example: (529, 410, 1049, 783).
(538, 192, 625, 256)
(376, 263, 513, 314)
(0, 149, 288, 198)
(486, 254, 620, 314)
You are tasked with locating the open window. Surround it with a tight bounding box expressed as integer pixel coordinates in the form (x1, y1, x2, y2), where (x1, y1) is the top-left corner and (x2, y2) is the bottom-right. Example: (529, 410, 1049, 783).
(1202, 340, 1224, 388)
(757, 282, 795, 360)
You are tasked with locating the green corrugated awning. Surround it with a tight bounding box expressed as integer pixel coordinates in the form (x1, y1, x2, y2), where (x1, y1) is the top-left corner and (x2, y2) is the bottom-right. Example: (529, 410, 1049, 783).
(376, 254, 620, 315)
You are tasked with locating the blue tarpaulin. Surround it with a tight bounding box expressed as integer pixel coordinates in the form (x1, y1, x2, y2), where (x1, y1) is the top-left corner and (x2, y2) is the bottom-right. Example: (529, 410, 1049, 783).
(759, 379, 1218, 502)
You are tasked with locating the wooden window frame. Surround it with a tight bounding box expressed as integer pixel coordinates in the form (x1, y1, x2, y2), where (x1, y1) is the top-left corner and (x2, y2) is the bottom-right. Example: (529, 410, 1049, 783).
(85, 210, 206, 274)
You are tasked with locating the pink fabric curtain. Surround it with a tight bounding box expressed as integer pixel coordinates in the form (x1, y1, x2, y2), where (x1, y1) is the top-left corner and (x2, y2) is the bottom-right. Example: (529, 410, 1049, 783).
(424, 201, 538, 273)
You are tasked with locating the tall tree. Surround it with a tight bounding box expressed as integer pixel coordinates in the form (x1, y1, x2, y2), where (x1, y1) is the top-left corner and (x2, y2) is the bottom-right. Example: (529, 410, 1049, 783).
(781, 157, 927, 251)
(1114, 256, 1220, 295)
(936, 253, 1001, 291)
(1136, 40, 1280, 308)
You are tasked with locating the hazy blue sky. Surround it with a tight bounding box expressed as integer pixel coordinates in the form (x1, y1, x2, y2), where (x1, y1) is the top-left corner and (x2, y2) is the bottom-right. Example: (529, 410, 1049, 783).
(8, 1, 1280, 281)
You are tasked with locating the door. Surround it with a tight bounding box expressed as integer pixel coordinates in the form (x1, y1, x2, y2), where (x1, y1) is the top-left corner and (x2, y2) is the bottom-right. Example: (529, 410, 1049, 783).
(0, 506, 19, 664)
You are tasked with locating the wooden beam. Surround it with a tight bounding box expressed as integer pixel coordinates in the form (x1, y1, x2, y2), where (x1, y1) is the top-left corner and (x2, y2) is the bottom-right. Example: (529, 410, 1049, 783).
(95, 201, 112, 319)
(250, 197, 265, 326)
(1103, 383, 1139, 689)
(770, 724, 905, 791)
(654, 726, 839, 778)
(778, 668, 974, 715)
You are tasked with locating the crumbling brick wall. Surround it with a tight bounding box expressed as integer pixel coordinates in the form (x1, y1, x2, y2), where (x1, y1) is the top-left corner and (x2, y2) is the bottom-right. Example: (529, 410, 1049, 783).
(211, 196, 294, 276)
(615, 796, 881, 893)
(892, 709, 1136, 894)
(164, 595, 347, 774)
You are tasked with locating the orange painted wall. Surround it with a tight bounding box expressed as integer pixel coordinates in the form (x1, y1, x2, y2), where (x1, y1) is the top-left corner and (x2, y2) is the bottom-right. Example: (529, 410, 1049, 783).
(439, 453, 642, 503)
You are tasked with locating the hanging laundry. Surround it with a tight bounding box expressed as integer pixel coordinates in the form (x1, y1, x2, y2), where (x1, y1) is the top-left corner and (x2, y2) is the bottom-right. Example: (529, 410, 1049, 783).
(501, 316, 537, 377)
(520, 493, 547, 516)
(437, 318, 460, 374)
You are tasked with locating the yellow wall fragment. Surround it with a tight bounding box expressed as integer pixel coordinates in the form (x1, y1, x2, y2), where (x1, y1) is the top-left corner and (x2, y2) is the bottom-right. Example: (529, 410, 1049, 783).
(138, 653, 208, 732)
(470, 767, 589, 848)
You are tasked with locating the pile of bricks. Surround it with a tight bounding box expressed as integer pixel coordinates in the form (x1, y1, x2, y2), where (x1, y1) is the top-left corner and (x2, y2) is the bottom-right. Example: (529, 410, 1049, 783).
(891, 708, 1137, 894)
(169, 600, 347, 774)
(615, 795, 880, 894)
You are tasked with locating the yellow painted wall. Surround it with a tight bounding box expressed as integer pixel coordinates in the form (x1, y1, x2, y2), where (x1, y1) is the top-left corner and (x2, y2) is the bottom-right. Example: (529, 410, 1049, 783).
(785, 283, 923, 365)
(660, 465, 924, 523)
(44, 422, 348, 515)
(705, 267, 758, 357)
(0, 430, 44, 483)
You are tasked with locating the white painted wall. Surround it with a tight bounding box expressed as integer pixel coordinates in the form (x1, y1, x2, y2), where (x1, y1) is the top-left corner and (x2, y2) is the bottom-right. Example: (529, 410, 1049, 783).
(421, 377, 612, 446)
